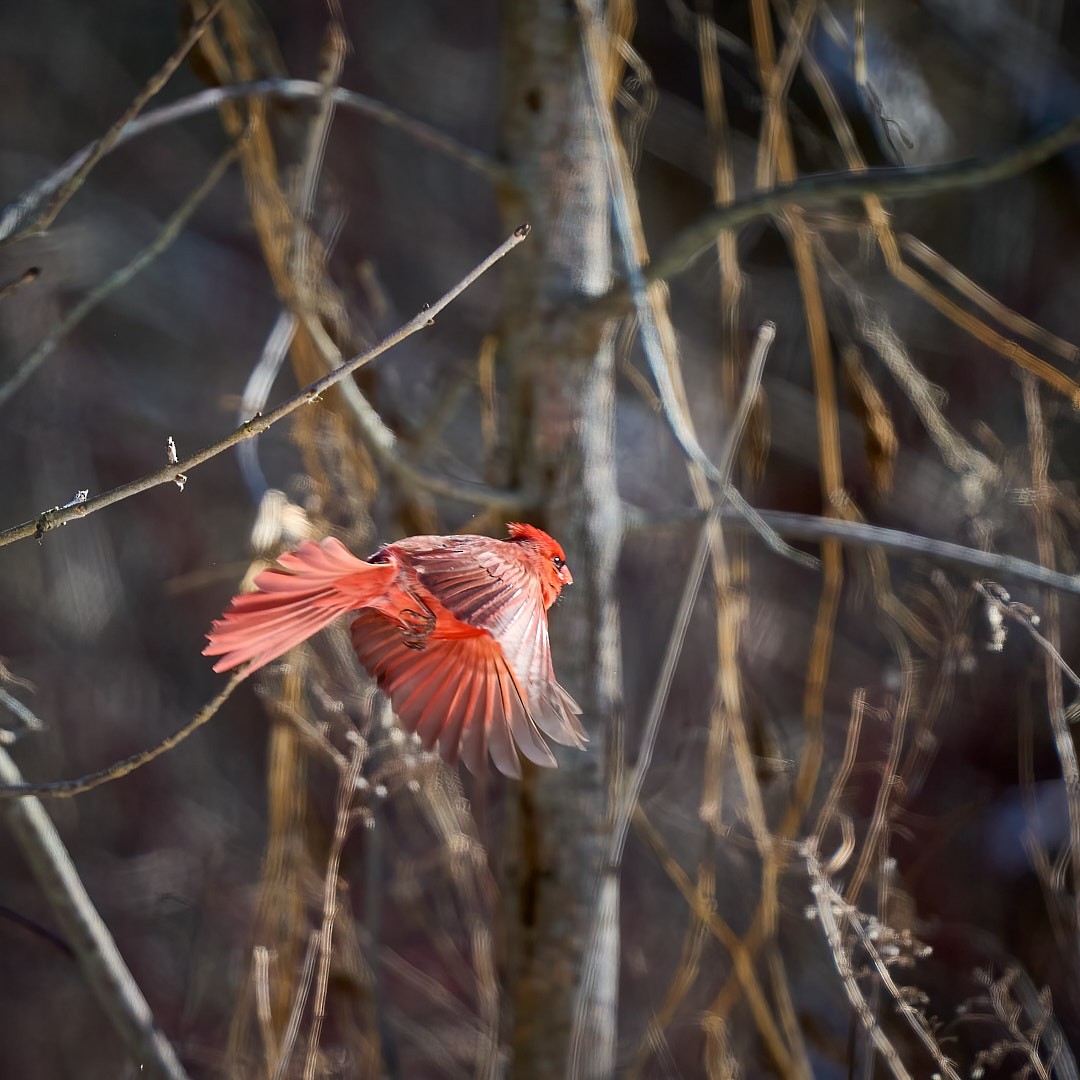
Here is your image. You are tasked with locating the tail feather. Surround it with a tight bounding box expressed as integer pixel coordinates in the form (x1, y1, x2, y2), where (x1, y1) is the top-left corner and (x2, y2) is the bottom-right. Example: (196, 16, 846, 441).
(204, 538, 393, 674)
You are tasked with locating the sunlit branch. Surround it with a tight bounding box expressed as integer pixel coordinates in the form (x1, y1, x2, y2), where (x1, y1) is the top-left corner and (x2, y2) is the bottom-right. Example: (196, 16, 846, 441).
(0, 227, 531, 549)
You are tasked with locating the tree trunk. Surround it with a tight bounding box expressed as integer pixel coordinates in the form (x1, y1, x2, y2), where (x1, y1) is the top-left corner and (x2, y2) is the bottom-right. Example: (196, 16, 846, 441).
(498, 2, 621, 1077)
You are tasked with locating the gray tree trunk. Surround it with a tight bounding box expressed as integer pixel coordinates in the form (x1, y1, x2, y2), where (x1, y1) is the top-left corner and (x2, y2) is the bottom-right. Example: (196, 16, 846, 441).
(498, 2, 621, 1077)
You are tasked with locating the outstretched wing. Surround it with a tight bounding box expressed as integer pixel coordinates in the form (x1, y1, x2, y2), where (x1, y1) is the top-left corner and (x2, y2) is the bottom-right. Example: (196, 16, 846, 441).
(204, 538, 395, 673)
(395, 538, 585, 749)
(350, 611, 557, 778)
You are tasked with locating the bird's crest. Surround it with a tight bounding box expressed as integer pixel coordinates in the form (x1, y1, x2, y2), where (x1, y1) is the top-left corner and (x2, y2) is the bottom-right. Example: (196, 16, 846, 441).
(507, 521, 560, 553)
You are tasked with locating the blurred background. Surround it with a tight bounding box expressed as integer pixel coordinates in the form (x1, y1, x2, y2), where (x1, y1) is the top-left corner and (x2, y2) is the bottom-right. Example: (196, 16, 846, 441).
(2, 1, 1080, 1077)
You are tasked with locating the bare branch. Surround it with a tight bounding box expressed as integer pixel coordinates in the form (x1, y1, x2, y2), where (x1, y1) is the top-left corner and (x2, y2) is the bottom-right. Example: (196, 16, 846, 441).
(270, 932, 321, 1080)
(1, 0, 226, 243)
(802, 841, 915, 1080)
(0, 227, 531, 549)
(901, 234, 1080, 366)
(610, 507, 715, 864)
(640, 112, 1080, 293)
(0, 671, 245, 799)
(630, 505, 1080, 597)
(0, 267, 40, 303)
(0, 745, 191, 1080)
(0, 146, 239, 409)
(577, 4, 814, 569)
(0, 78, 501, 244)
(0, 686, 44, 742)
(302, 737, 366, 1080)
(252, 946, 277, 1076)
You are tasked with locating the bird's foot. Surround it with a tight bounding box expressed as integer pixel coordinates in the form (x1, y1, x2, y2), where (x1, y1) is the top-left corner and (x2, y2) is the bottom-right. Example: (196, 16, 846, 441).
(399, 601, 436, 649)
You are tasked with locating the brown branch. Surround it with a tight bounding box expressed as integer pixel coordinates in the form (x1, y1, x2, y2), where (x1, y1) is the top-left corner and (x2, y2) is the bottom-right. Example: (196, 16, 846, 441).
(900, 234, 1080, 366)
(0, 267, 40, 304)
(0, 227, 531, 549)
(270, 932, 321, 1080)
(631, 505, 1080, 597)
(2, 0, 227, 244)
(634, 112, 1080, 293)
(0, 146, 239, 409)
(0, 746, 191, 1079)
(632, 805, 798, 1078)
(0, 672, 245, 799)
(0, 78, 501, 244)
(302, 737, 366, 1080)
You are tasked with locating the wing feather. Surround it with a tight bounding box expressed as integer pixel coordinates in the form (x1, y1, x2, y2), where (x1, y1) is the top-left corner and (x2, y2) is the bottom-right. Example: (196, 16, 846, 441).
(394, 541, 586, 751)
(351, 610, 558, 776)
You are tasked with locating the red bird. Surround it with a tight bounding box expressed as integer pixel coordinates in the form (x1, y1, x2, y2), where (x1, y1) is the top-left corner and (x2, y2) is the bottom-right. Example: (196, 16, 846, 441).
(204, 523, 585, 777)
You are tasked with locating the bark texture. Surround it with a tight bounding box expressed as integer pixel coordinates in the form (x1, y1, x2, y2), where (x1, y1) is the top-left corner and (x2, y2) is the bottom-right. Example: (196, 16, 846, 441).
(498, 2, 621, 1076)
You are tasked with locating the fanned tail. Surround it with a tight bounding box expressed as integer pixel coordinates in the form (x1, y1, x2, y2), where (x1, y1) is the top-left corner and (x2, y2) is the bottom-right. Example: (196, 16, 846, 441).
(204, 538, 394, 674)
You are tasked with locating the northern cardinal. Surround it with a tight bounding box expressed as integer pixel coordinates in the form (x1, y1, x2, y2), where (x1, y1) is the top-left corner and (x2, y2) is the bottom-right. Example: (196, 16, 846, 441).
(204, 523, 585, 777)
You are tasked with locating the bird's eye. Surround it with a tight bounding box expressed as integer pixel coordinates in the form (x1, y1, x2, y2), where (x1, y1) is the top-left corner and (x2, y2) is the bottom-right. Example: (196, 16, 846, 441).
(552, 555, 565, 570)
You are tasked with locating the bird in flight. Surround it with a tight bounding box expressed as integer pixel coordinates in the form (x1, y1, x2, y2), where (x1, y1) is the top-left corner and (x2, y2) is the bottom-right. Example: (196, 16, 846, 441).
(204, 523, 585, 777)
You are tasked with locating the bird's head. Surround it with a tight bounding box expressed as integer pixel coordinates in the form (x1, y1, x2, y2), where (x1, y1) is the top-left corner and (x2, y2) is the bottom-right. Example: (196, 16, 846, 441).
(507, 522, 573, 606)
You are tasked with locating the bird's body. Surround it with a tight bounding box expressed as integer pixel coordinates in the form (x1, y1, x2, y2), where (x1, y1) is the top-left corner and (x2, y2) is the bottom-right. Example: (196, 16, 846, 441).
(204, 524, 585, 777)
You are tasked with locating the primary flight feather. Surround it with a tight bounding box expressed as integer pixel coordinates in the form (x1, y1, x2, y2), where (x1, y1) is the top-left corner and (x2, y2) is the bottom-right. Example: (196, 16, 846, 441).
(204, 523, 585, 778)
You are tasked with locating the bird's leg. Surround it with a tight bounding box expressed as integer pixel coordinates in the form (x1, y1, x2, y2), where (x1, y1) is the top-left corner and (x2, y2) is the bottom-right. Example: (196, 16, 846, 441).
(365, 568, 438, 648)
(398, 594, 436, 649)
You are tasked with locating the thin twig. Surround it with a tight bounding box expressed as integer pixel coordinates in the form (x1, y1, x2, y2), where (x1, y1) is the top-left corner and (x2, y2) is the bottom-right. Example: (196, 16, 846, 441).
(0, 672, 245, 798)
(4, 0, 226, 243)
(812, 689, 866, 870)
(816, 244, 1000, 486)
(982, 372, 1080, 961)
(627, 505, 1080, 597)
(976, 582, 1080, 694)
(0, 745, 191, 1080)
(715, 321, 776, 488)
(296, 22, 348, 227)
(252, 946, 277, 1077)
(0, 77, 500, 243)
(0, 267, 40, 303)
(841, 885, 961, 1079)
(0, 227, 531, 549)
(610, 508, 715, 863)
(0, 686, 44, 742)
(803, 840, 914, 1080)
(0, 146, 239, 409)
(577, 3, 813, 569)
(844, 635, 913, 903)
(302, 738, 366, 1080)
(638, 111, 1080, 292)
(901, 234, 1080, 366)
(271, 932, 321, 1080)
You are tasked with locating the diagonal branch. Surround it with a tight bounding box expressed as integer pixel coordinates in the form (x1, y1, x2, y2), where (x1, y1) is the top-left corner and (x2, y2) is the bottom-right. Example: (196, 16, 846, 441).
(641, 112, 1080, 291)
(0, 78, 501, 244)
(0, 146, 239, 409)
(2, 0, 226, 244)
(0, 227, 531, 549)
(0, 745, 191, 1079)
(629, 505, 1080, 597)
(576, 2, 815, 570)
(0, 672, 245, 799)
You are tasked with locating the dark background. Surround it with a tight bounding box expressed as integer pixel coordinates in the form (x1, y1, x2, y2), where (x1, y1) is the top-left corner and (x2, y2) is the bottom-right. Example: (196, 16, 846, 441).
(2, 1, 1080, 1077)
